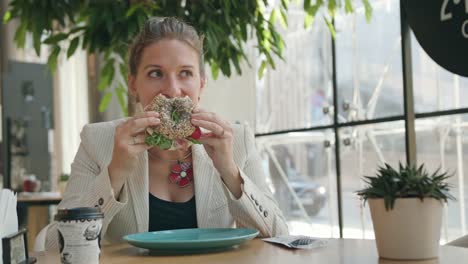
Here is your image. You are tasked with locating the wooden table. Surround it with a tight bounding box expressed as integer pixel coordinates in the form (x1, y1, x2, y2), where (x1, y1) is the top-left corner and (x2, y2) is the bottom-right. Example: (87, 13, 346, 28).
(17, 192, 62, 205)
(32, 238, 468, 264)
(17, 192, 62, 249)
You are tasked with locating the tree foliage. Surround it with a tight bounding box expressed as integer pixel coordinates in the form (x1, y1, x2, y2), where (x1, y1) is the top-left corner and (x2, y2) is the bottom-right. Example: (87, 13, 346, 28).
(3, 0, 372, 115)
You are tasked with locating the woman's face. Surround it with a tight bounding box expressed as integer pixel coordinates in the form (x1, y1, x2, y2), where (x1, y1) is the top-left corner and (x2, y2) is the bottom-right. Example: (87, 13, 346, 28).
(129, 39, 205, 108)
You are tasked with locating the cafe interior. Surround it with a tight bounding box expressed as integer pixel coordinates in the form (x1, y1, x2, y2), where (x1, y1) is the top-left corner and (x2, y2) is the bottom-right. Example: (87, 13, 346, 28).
(1, 0, 468, 263)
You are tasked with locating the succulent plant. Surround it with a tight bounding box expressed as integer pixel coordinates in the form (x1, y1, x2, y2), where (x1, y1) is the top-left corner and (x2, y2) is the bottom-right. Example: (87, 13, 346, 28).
(356, 163, 455, 210)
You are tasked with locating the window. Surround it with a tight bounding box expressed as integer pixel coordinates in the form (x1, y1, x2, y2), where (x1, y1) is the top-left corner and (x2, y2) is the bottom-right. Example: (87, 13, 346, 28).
(255, 0, 468, 242)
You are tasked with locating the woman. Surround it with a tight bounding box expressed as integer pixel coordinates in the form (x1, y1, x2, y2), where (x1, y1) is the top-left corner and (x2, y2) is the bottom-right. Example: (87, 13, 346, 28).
(45, 17, 288, 249)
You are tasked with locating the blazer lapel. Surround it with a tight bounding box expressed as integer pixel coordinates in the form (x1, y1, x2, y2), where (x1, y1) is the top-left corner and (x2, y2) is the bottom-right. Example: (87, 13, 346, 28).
(126, 152, 149, 233)
(193, 144, 218, 228)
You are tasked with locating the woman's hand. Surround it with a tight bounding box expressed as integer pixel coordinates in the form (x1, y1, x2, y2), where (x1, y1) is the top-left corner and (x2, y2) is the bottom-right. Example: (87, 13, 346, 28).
(108, 111, 160, 198)
(191, 107, 243, 198)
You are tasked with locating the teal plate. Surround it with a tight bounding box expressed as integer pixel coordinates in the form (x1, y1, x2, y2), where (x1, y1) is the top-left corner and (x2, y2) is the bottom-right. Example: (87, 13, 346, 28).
(123, 228, 259, 254)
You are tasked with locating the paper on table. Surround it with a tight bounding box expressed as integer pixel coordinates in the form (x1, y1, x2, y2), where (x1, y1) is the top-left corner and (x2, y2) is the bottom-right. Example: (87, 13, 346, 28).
(0, 189, 19, 264)
(262, 235, 328, 249)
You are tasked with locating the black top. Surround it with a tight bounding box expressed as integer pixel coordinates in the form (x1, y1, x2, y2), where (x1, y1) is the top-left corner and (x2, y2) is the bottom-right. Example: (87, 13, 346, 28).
(148, 193, 198, 232)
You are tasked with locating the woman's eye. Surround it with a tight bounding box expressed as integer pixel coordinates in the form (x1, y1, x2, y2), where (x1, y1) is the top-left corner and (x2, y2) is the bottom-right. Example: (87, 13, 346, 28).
(180, 70, 193, 78)
(149, 70, 163, 78)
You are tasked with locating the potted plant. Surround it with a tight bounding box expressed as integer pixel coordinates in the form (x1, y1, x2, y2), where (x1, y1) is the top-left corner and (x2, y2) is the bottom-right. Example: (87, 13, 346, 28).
(58, 173, 70, 195)
(356, 163, 455, 260)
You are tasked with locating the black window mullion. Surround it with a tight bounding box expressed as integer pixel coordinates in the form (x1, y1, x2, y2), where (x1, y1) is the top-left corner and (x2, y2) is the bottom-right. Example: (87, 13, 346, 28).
(400, 0, 417, 165)
(331, 18, 344, 238)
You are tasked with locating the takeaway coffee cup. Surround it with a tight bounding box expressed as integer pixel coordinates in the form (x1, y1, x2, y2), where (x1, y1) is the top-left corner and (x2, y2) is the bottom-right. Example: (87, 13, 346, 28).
(55, 207, 104, 264)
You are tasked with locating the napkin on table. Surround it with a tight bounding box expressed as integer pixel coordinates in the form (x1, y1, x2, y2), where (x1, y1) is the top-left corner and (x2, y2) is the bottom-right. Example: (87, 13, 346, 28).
(0, 189, 19, 264)
(262, 235, 328, 249)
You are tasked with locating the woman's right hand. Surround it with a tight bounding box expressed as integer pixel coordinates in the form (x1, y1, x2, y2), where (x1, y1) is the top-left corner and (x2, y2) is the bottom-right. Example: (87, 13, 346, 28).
(108, 111, 160, 198)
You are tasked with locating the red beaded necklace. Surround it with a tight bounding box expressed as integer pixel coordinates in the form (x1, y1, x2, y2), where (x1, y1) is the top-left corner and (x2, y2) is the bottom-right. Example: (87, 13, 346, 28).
(148, 150, 193, 188)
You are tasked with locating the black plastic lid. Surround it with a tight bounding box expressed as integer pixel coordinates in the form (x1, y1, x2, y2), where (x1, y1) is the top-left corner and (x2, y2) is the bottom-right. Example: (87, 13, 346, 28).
(54, 207, 104, 221)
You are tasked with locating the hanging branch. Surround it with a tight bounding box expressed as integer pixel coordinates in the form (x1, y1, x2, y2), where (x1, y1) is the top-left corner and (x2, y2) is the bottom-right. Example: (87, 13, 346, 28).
(3, 0, 372, 116)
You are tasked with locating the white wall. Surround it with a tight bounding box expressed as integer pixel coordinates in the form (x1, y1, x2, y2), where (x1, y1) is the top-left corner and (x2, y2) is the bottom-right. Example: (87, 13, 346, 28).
(56, 49, 89, 176)
(200, 44, 257, 128)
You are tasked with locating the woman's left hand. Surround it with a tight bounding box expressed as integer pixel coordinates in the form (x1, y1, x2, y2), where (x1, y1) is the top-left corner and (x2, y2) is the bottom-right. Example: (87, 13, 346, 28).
(191, 107, 241, 186)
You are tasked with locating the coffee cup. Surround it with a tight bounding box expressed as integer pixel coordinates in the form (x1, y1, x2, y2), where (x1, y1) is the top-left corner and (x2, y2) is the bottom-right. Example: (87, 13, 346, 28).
(54, 207, 104, 264)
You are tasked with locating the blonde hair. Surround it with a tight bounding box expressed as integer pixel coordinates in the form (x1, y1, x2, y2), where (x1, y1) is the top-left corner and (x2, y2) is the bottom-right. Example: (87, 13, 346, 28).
(128, 17, 205, 76)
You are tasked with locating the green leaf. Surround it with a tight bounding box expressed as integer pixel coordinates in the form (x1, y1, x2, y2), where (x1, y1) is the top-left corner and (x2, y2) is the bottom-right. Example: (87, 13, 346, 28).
(205, 30, 219, 57)
(323, 16, 336, 38)
(269, 8, 278, 24)
(264, 52, 276, 70)
(68, 26, 86, 35)
(43, 33, 69, 44)
(116, 85, 128, 116)
(258, 60, 268, 79)
(171, 110, 181, 123)
(14, 22, 27, 48)
(232, 55, 242, 75)
(279, 8, 288, 28)
(356, 163, 455, 209)
(159, 140, 172, 150)
(67, 37, 80, 58)
(51, 2, 66, 27)
(125, 4, 142, 18)
(304, 12, 314, 28)
(362, 0, 373, 22)
(32, 30, 41, 56)
(220, 59, 231, 77)
(344, 0, 354, 13)
(136, 12, 146, 27)
(98, 73, 112, 91)
(98, 59, 115, 91)
(328, 0, 337, 18)
(4, 0, 372, 82)
(240, 24, 247, 41)
(145, 133, 173, 149)
(99, 92, 113, 112)
(223, 0, 231, 20)
(270, 31, 285, 56)
(105, 15, 113, 34)
(211, 62, 219, 80)
(63, 2, 77, 24)
(119, 63, 128, 77)
(304, 1, 320, 29)
(3, 11, 12, 24)
(47, 45, 61, 73)
(262, 30, 272, 52)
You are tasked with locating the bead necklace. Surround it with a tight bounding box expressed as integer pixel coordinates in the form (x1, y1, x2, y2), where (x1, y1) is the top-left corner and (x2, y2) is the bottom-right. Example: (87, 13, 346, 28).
(148, 150, 193, 188)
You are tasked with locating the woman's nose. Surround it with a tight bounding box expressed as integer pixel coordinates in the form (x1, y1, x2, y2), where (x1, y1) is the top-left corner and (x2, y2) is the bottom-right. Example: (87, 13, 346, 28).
(161, 75, 182, 97)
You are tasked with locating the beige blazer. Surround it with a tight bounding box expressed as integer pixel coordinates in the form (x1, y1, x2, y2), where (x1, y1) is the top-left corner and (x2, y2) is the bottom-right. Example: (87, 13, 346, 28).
(45, 119, 288, 249)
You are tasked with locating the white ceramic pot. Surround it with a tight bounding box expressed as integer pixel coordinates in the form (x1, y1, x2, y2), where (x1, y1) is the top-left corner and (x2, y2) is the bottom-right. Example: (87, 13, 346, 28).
(368, 198, 443, 260)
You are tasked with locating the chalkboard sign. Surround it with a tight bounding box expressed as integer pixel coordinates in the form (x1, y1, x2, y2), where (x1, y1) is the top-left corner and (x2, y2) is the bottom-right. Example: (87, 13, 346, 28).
(402, 0, 468, 77)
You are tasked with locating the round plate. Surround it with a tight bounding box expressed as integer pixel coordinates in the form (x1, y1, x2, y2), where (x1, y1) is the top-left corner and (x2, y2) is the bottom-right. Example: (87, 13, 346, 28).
(123, 228, 259, 254)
